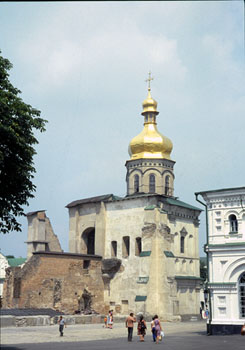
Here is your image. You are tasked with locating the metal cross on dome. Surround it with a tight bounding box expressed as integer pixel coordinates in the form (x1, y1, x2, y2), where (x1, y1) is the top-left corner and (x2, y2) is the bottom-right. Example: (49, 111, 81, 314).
(145, 71, 154, 90)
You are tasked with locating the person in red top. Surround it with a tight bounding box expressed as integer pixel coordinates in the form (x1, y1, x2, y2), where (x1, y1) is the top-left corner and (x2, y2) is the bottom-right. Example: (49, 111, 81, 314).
(125, 312, 136, 341)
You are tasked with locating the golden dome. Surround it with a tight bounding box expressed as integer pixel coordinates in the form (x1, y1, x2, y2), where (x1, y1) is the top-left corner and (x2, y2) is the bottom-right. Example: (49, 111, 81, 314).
(142, 89, 159, 114)
(128, 86, 173, 160)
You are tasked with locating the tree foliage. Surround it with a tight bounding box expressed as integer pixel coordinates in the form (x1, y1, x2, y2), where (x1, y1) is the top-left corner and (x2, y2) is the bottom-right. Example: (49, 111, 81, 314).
(0, 52, 47, 234)
(200, 258, 207, 281)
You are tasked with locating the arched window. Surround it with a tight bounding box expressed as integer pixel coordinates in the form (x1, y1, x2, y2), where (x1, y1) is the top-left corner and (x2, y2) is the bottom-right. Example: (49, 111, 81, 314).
(165, 175, 170, 195)
(180, 236, 185, 253)
(239, 272, 245, 318)
(134, 174, 139, 193)
(229, 214, 238, 233)
(135, 237, 142, 256)
(81, 228, 95, 255)
(149, 174, 155, 193)
(111, 241, 117, 257)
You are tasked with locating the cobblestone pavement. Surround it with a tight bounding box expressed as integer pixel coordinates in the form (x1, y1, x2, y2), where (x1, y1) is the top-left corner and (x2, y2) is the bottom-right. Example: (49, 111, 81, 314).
(2, 321, 206, 345)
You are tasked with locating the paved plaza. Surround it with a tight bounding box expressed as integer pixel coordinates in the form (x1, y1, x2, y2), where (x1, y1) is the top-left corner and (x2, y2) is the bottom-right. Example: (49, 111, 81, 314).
(1, 321, 244, 350)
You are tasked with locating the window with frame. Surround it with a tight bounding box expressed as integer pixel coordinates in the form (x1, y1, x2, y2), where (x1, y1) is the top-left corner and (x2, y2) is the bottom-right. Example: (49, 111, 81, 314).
(239, 272, 245, 318)
(134, 174, 139, 193)
(229, 214, 238, 233)
(149, 174, 155, 193)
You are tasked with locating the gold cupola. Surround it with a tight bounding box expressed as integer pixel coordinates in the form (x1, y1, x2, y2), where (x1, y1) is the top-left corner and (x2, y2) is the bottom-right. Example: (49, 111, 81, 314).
(128, 75, 173, 160)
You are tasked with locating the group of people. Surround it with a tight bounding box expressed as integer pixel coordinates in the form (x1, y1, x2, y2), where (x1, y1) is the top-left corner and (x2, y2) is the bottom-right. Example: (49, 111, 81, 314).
(58, 311, 164, 342)
(125, 313, 163, 343)
(103, 310, 114, 329)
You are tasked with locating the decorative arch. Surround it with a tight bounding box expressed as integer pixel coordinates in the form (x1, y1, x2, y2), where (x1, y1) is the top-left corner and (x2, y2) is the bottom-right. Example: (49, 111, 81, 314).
(130, 168, 143, 176)
(224, 210, 239, 221)
(143, 167, 162, 175)
(161, 170, 175, 179)
(223, 258, 245, 283)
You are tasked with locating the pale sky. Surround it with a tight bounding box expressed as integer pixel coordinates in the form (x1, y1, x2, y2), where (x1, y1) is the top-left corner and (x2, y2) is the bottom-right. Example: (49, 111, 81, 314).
(0, 1, 244, 258)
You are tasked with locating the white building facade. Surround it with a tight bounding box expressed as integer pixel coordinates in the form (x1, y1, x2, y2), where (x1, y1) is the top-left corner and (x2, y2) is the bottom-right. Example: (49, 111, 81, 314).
(197, 187, 245, 334)
(0, 253, 9, 298)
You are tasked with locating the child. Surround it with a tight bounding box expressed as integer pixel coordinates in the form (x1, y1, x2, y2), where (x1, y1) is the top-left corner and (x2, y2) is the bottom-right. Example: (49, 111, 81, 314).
(104, 316, 108, 328)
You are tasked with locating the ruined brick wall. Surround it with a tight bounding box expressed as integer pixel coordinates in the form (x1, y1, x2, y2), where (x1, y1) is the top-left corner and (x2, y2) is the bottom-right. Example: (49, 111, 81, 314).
(2, 252, 105, 314)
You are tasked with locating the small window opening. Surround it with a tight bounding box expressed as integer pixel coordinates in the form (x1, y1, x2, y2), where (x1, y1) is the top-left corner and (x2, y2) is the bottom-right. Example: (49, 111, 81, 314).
(229, 214, 238, 233)
(111, 241, 117, 257)
(134, 174, 139, 193)
(122, 236, 130, 258)
(180, 236, 185, 253)
(149, 174, 155, 193)
(165, 175, 170, 195)
(135, 237, 142, 256)
(239, 272, 245, 318)
(83, 260, 90, 269)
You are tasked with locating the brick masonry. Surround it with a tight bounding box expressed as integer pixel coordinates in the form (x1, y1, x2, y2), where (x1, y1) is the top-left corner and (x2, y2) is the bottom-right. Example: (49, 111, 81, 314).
(2, 252, 105, 315)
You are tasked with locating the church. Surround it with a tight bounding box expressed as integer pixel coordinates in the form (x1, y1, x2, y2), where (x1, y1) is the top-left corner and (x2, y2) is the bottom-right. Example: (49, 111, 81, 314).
(66, 76, 202, 320)
(3, 76, 203, 320)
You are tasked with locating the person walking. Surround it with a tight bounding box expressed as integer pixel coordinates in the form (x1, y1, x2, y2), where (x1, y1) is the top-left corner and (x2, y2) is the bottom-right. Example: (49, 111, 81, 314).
(137, 315, 147, 342)
(151, 316, 156, 342)
(154, 315, 162, 344)
(241, 323, 245, 335)
(125, 312, 136, 342)
(58, 316, 66, 336)
(108, 310, 113, 329)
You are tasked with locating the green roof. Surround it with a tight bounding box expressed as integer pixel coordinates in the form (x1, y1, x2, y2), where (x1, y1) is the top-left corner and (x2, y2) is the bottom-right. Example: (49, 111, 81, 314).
(139, 251, 151, 257)
(7, 257, 26, 267)
(164, 251, 175, 258)
(144, 205, 157, 210)
(135, 295, 147, 302)
(165, 198, 202, 211)
(175, 275, 202, 280)
(137, 277, 149, 284)
(159, 209, 168, 214)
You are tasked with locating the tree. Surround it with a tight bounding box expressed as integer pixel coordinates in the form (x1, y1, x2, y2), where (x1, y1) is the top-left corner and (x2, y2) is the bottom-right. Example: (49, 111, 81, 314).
(200, 257, 207, 281)
(0, 52, 47, 234)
